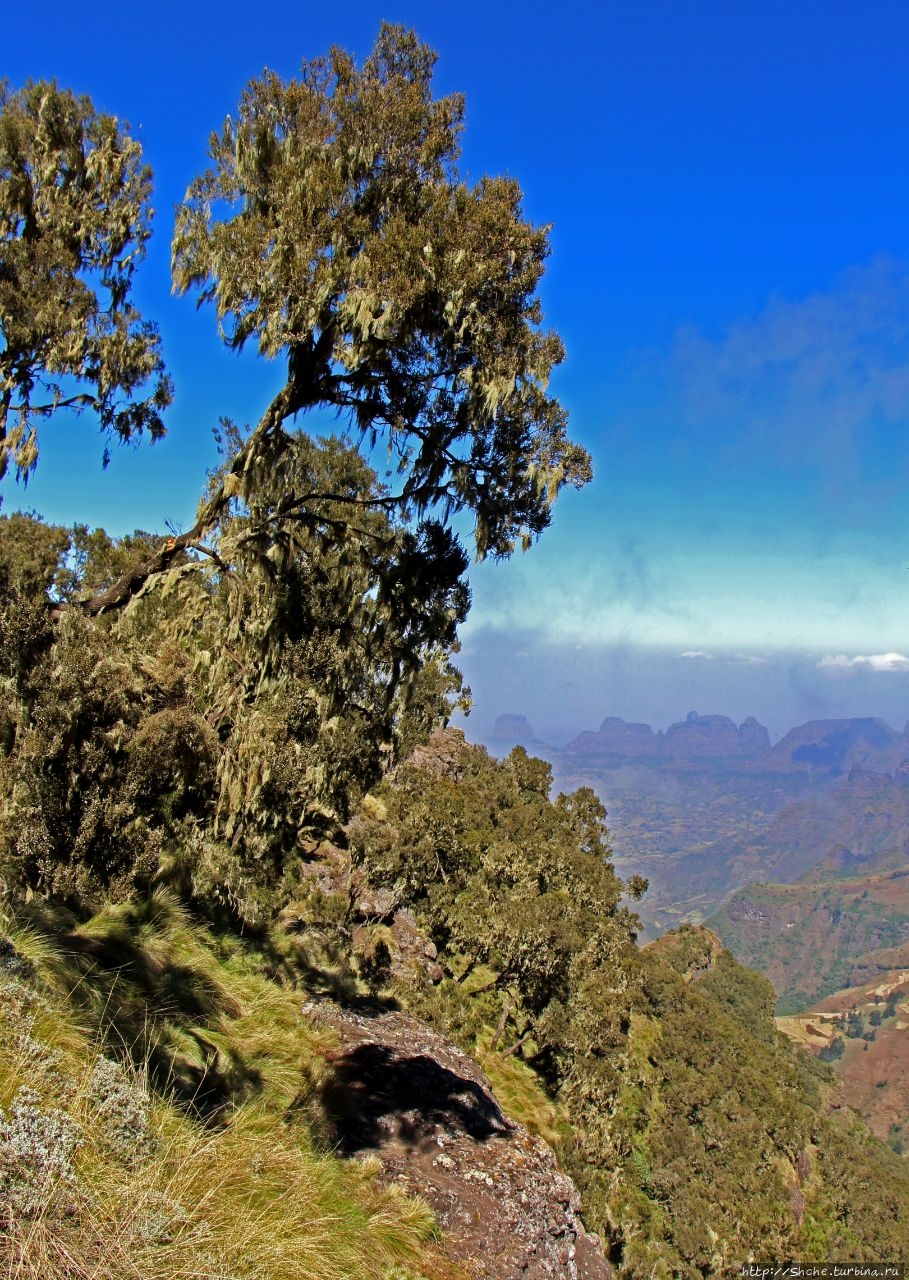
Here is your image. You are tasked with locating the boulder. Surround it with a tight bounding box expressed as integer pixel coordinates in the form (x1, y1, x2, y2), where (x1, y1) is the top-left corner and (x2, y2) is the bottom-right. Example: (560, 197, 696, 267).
(304, 1001, 611, 1279)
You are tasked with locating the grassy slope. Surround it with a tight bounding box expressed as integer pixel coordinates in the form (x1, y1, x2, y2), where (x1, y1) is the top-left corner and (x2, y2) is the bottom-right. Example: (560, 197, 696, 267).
(0, 892, 468, 1280)
(708, 865, 909, 1012)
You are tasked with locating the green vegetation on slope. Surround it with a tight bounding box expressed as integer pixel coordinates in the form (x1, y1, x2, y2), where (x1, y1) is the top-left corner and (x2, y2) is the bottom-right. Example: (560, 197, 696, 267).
(2, 496, 907, 1273)
(1, 31, 907, 1279)
(352, 744, 909, 1275)
(0, 892, 465, 1280)
(709, 869, 909, 1012)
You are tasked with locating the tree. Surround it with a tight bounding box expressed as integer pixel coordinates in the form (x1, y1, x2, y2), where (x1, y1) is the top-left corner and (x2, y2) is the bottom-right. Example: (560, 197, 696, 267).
(178, 431, 471, 872)
(0, 80, 171, 482)
(83, 23, 590, 614)
(0, 30, 586, 904)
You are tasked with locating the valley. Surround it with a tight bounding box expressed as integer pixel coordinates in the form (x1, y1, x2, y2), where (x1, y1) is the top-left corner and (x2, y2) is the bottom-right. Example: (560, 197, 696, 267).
(777, 971, 909, 1152)
(483, 709, 909, 935)
(479, 709, 909, 1154)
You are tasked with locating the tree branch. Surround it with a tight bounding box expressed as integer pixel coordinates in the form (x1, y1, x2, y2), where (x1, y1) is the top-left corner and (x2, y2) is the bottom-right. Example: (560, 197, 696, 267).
(187, 542, 230, 574)
(76, 380, 305, 616)
(500, 1028, 533, 1059)
(13, 393, 97, 415)
(489, 994, 517, 1052)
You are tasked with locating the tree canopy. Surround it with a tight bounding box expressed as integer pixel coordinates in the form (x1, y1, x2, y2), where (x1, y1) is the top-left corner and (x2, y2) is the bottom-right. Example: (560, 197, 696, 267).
(0, 22, 589, 901)
(0, 80, 171, 483)
(172, 24, 590, 564)
(1, 27, 590, 618)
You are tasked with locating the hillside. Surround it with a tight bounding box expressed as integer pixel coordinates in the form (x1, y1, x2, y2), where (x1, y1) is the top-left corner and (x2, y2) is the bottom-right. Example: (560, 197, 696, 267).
(706, 854, 909, 1160)
(0, 890, 605, 1280)
(486, 711, 909, 934)
(3, 722, 909, 1273)
(3, 38, 907, 1276)
(346, 740, 909, 1269)
(708, 866, 909, 1013)
(776, 970, 909, 1155)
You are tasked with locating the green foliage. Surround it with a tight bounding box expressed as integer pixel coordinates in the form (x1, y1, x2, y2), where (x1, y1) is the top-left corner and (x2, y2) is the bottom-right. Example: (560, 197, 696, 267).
(695, 948, 777, 1036)
(0, 511, 72, 599)
(353, 745, 635, 1062)
(0, 449, 468, 919)
(0, 609, 163, 900)
(818, 1035, 846, 1062)
(172, 24, 590, 562)
(161, 432, 470, 902)
(2, 41, 907, 1279)
(351, 737, 909, 1274)
(0, 80, 171, 481)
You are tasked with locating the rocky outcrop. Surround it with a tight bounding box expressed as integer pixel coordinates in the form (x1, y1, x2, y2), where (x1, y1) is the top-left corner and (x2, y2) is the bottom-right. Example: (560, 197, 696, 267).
(565, 711, 773, 763)
(593, 717, 660, 758)
(405, 726, 469, 780)
(737, 715, 772, 755)
(490, 714, 537, 745)
(663, 711, 742, 758)
(304, 1000, 610, 1280)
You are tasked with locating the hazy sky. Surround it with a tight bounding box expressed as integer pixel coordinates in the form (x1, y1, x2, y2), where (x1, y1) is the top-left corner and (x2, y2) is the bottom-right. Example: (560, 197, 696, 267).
(6, 1, 909, 739)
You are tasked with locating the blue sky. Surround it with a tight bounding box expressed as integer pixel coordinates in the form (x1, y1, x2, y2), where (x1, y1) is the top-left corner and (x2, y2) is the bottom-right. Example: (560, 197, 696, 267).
(6, 0, 909, 740)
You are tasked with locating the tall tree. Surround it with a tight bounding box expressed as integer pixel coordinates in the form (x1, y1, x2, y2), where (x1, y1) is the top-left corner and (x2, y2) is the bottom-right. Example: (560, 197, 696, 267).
(84, 23, 590, 614)
(0, 80, 171, 482)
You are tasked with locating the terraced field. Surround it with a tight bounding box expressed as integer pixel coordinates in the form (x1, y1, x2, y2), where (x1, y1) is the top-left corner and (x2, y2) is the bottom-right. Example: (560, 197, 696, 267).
(777, 972, 909, 1151)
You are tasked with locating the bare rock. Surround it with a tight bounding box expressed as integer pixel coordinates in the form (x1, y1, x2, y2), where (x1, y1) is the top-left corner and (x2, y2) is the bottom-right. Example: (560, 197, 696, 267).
(354, 884, 398, 922)
(389, 909, 444, 983)
(401, 727, 467, 780)
(304, 1000, 611, 1280)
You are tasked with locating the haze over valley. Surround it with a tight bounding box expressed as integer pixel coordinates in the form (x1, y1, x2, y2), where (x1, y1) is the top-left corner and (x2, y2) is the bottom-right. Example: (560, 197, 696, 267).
(474, 702, 909, 1153)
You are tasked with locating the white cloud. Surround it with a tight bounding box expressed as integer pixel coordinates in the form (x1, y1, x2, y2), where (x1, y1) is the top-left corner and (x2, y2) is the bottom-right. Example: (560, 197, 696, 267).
(666, 257, 909, 503)
(681, 650, 769, 666)
(817, 652, 909, 674)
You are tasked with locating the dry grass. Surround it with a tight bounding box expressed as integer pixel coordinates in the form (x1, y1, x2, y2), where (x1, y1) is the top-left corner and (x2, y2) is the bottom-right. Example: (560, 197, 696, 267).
(474, 1033, 567, 1149)
(0, 895, 465, 1280)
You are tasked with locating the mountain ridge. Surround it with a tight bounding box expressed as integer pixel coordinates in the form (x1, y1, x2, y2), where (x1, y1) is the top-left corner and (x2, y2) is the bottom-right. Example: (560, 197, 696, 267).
(481, 710, 909, 936)
(489, 710, 909, 775)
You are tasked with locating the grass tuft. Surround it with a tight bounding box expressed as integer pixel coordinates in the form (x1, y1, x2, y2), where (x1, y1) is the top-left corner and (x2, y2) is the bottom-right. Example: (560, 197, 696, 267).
(0, 897, 463, 1280)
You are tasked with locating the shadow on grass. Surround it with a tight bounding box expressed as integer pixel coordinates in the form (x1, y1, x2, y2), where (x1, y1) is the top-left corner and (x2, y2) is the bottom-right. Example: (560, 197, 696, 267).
(11, 892, 400, 1126)
(254, 919, 400, 1015)
(14, 895, 260, 1121)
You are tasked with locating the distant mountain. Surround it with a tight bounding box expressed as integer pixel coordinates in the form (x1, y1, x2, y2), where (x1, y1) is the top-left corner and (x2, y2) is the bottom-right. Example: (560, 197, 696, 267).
(564, 711, 909, 778)
(646, 764, 909, 917)
(770, 717, 908, 776)
(478, 710, 909, 937)
(566, 710, 772, 763)
(485, 713, 559, 763)
(488, 713, 539, 746)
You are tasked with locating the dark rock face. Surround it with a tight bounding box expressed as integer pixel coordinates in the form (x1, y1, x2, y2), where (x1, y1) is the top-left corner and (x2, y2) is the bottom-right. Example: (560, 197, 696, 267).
(771, 718, 902, 773)
(304, 1001, 611, 1280)
(490, 714, 537, 744)
(0, 937, 34, 980)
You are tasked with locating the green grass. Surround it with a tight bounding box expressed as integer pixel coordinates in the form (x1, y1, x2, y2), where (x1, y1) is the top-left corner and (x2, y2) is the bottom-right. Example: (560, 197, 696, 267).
(0, 892, 470, 1280)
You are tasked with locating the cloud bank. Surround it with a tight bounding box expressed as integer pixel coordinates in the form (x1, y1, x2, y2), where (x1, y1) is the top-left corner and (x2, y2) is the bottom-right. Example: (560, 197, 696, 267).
(817, 652, 909, 674)
(666, 257, 909, 506)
